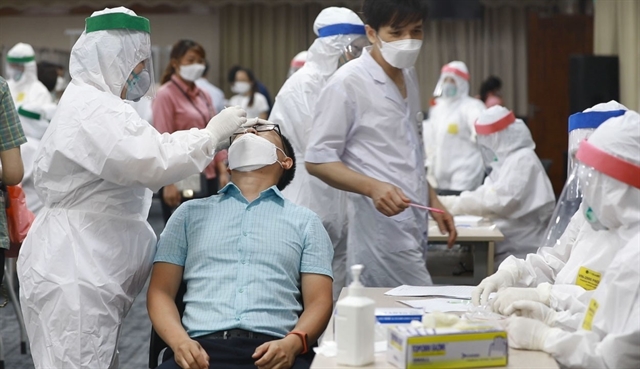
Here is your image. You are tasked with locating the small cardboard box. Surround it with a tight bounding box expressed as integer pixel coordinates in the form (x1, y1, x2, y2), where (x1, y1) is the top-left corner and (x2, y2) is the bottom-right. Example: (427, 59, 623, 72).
(387, 323, 508, 369)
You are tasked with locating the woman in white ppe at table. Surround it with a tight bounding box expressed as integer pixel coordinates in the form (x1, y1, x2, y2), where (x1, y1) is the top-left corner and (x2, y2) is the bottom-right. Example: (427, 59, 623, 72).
(439, 105, 555, 268)
(504, 114, 640, 368)
(17, 7, 247, 369)
(473, 104, 632, 318)
(269, 6, 368, 301)
(5, 42, 53, 108)
(424, 61, 486, 192)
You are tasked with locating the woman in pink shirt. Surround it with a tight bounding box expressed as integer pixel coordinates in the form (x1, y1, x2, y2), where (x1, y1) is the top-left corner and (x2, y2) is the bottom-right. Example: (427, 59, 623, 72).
(153, 40, 228, 222)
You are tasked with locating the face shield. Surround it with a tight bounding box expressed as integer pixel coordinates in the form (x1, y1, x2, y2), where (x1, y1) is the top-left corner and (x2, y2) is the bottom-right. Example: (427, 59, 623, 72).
(433, 65, 469, 99)
(84, 11, 156, 100)
(123, 58, 156, 102)
(337, 35, 371, 68)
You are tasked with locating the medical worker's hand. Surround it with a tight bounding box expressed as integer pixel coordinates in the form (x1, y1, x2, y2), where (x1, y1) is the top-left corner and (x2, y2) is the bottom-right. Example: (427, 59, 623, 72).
(491, 284, 552, 315)
(505, 316, 555, 351)
(429, 197, 457, 248)
(204, 105, 248, 144)
(504, 300, 557, 326)
(252, 336, 301, 369)
(472, 269, 518, 306)
(163, 184, 181, 208)
(369, 180, 410, 216)
(172, 338, 209, 369)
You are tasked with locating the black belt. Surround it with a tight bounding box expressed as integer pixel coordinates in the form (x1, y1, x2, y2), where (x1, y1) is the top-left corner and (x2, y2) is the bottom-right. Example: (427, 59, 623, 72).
(199, 329, 276, 341)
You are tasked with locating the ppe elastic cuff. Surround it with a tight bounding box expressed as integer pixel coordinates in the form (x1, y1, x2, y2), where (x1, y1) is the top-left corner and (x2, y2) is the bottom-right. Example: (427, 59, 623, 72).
(536, 283, 552, 305)
(498, 261, 521, 285)
(542, 327, 567, 354)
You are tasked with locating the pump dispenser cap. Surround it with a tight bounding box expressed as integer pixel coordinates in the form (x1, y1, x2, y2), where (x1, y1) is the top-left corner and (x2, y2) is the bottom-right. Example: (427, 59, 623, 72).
(349, 264, 365, 296)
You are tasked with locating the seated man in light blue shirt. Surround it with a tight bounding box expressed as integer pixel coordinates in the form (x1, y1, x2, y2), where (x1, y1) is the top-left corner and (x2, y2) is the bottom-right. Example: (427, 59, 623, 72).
(148, 121, 334, 369)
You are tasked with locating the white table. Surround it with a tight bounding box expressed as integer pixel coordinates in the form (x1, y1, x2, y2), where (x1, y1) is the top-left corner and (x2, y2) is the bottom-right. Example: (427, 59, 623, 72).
(311, 288, 559, 369)
(427, 222, 504, 285)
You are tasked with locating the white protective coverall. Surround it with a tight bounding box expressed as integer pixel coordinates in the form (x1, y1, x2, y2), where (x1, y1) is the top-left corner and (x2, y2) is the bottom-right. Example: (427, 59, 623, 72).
(5, 42, 52, 108)
(506, 233, 640, 368)
(17, 103, 56, 215)
(424, 61, 485, 191)
(473, 105, 638, 325)
(439, 106, 555, 267)
(17, 7, 244, 369)
(269, 7, 366, 300)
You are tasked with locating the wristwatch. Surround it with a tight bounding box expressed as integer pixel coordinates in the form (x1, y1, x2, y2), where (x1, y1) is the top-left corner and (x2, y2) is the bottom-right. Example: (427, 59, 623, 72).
(286, 330, 309, 354)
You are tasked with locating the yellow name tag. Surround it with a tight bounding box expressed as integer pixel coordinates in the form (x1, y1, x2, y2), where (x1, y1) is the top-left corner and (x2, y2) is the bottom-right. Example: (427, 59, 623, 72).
(16, 92, 25, 102)
(576, 266, 602, 291)
(447, 123, 459, 135)
(582, 299, 599, 331)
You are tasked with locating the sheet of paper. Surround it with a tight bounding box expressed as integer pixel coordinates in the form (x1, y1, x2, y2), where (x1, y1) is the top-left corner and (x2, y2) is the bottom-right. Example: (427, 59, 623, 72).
(398, 298, 472, 312)
(385, 285, 474, 299)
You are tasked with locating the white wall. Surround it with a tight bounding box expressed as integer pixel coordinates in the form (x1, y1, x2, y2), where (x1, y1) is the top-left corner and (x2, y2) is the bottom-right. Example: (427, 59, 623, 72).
(0, 11, 224, 85)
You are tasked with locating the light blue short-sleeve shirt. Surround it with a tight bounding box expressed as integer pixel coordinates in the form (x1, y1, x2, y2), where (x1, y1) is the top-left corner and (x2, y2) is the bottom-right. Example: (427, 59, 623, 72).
(154, 183, 333, 338)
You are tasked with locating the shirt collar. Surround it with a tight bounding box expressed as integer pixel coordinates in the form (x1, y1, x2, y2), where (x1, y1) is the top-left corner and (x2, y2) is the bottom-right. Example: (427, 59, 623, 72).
(361, 46, 388, 84)
(219, 182, 285, 203)
(171, 74, 200, 98)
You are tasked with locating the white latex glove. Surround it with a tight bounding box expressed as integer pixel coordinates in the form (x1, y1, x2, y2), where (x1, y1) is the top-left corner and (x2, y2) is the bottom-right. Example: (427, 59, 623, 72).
(505, 316, 555, 351)
(491, 283, 552, 315)
(203, 106, 248, 144)
(504, 300, 557, 326)
(472, 268, 519, 306)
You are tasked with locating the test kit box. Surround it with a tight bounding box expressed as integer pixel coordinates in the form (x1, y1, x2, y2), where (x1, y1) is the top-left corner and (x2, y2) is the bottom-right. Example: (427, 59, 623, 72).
(387, 324, 508, 369)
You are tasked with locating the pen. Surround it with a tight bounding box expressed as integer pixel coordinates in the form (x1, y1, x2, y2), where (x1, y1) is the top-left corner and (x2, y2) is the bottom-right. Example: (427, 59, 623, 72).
(409, 203, 445, 213)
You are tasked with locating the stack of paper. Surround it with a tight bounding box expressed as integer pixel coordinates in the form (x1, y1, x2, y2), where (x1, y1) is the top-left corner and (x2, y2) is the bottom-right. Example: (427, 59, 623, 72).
(454, 215, 484, 227)
(384, 285, 474, 299)
(398, 298, 472, 313)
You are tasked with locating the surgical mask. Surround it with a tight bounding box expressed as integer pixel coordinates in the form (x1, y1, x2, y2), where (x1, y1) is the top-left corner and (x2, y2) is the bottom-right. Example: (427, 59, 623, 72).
(8, 66, 23, 82)
(377, 35, 423, 69)
(442, 82, 458, 98)
(54, 76, 67, 92)
(228, 134, 286, 172)
(125, 69, 151, 102)
(231, 81, 252, 95)
(178, 63, 205, 82)
(583, 202, 608, 231)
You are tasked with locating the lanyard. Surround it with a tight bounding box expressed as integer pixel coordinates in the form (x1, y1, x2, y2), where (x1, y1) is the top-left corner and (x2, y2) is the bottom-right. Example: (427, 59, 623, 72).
(171, 80, 213, 126)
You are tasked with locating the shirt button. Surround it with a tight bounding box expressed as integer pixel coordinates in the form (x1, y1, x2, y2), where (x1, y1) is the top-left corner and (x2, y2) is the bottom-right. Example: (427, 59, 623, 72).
(239, 288, 244, 293)
(241, 260, 246, 264)
(235, 316, 240, 321)
(243, 231, 248, 236)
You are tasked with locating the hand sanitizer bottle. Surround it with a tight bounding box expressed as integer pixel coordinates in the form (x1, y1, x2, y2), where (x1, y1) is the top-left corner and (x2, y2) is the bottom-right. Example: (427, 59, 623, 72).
(335, 264, 375, 366)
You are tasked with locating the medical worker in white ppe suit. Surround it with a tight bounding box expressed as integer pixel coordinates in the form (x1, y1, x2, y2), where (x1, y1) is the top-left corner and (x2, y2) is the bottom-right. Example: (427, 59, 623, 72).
(17, 7, 247, 369)
(5, 42, 53, 108)
(439, 106, 555, 268)
(503, 110, 640, 369)
(269, 6, 368, 301)
(472, 103, 634, 327)
(424, 61, 485, 192)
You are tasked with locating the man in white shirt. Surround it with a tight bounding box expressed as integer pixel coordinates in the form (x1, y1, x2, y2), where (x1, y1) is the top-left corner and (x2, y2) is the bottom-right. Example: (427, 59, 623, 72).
(196, 61, 225, 116)
(305, 0, 456, 288)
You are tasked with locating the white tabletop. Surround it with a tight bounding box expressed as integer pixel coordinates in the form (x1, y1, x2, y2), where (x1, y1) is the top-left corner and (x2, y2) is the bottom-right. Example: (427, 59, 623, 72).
(311, 288, 559, 369)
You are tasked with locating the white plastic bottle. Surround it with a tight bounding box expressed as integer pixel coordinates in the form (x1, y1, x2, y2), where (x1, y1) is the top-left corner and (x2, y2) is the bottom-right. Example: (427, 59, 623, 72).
(335, 264, 375, 366)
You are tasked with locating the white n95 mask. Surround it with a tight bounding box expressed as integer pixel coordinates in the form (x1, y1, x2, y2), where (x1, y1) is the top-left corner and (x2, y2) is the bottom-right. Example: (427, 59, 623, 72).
(231, 81, 252, 95)
(378, 36, 423, 69)
(228, 134, 286, 172)
(179, 63, 205, 82)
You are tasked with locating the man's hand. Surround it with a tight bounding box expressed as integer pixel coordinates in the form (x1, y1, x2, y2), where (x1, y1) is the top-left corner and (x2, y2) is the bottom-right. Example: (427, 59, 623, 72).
(429, 197, 457, 248)
(172, 338, 209, 369)
(252, 335, 302, 369)
(163, 184, 182, 208)
(369, 180, 410, 216)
